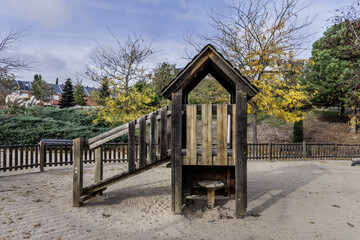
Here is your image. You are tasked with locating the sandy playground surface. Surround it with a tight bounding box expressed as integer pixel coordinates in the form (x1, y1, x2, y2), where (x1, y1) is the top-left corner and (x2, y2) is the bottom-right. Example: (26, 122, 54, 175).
(0, 160, 359, 240)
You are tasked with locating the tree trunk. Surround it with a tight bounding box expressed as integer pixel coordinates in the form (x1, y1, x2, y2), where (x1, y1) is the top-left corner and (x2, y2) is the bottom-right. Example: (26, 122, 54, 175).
(252, 103, 258, 144)
(340, 103, 345, 122)
(350, 107, 357, 134)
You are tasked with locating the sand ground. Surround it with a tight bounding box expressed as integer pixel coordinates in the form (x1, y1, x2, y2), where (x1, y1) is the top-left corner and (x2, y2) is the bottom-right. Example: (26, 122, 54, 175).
(0, 160, 359, 240)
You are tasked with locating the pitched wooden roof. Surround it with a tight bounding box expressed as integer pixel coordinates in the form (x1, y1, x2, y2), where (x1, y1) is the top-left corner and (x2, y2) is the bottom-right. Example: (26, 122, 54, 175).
(161, 44, 259, 99)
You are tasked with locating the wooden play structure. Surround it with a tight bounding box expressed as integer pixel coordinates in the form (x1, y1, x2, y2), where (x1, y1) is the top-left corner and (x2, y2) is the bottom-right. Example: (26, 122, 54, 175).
(72, 44, 258, 218)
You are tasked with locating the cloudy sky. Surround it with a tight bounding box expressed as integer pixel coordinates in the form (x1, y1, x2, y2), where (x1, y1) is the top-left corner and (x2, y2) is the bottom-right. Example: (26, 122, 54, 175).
(0, 0, 351, 87)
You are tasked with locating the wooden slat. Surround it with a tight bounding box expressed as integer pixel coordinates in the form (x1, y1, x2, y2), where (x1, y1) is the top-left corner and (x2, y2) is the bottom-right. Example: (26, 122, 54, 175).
(2, 147, 6, 172)
(139, 117, 146, 168)
(216, 104, 228, 165)
(186, 105, 197, 165)
(94, 147, 103, 182)
(9, 147, 12, 171)
(14, 147, 18, 170)
(25, 146, 29, 169)
(19, 146, 23, 169)
(201, 104, 212, 165)
(149, 112, 156, 164)
(128, 121, 136, 172)
(160, 107, 168, 159)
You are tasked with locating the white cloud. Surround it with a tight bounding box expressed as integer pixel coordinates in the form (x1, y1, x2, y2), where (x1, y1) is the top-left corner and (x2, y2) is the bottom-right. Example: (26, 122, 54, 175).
(2, 0, 72, 29)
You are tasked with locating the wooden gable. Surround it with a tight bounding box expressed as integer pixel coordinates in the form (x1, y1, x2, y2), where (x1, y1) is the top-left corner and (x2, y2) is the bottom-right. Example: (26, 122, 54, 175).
(161, 44, 259, 100)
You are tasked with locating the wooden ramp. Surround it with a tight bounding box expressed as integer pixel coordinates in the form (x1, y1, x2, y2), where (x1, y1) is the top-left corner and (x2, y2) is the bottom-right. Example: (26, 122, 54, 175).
(73, 106, 172, 207)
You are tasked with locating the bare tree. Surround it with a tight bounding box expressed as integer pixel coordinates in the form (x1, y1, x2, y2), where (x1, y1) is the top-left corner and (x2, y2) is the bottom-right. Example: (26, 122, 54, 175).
(0, 29, 29, 72)
(86, 31, 153, 95)
(185, 0, 316, 143)
(0, 29, 29, 104)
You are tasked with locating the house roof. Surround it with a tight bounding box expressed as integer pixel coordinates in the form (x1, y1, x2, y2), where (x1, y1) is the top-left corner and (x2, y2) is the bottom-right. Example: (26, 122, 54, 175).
(15, 80, 98, 96)
(16, 80, 32, 92)
(161, 44, 259, 99)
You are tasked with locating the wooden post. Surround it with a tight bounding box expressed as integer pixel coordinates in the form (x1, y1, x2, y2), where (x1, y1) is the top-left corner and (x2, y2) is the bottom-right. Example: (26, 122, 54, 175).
(303, 141, 306, 160)
(269, 141, 272, 162)
(39, 141, 45, 172)
(235, 87, 247, 218)
(73, 137, 84, 207)
(334, 143, 337, 160)
(149, 112, 156, 163)
(128, 121, 136, 172)
(139, 117, 146, 168)
(94, 146, 103, 182)
(171, 91, 182, 214)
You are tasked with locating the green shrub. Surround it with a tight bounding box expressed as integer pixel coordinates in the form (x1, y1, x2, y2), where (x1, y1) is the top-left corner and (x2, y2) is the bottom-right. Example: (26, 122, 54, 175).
(0, 108, 114, 144)
(293, 120, 304, 143)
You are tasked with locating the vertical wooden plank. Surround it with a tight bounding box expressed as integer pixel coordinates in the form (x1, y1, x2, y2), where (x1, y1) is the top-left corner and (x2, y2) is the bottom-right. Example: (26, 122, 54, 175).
(160, 107, 168, 159)
(269, 141, 272, 162)
(149, 112, 157, 163)
(139, 117, 146, 168)
(19, 146, 23, 169)
(186, 105, 197, 165)
(65, 145, 69, 165)
(15, 147, 18, 170)
(232, 105, 236, 165)
(39, 142, 45, 172)
(9, 147, 12, 171)
(94, 146, 103, 182)
(59, 145, 63, 166)
(128, 121, 136, 172)
(303, 141, 306, 160)
(334, 143, 337, 160)
(202, 104, 212, 165)
(48, 145, 52, 167)
(216, 104, 228, 165)
(25, 146, 29, 169)
(54, 145, 58, 166)
(30, 146, 34, 168)
(235, 88, 247, 218)
(171, 91, 182, 214)
(73, 137, 84, 207)
(2, 147, 6, 172)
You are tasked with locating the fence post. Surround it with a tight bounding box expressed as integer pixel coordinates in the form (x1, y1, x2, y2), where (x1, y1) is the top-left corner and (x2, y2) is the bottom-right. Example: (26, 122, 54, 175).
(334, 143, 337, 160)
(302, 141, 306, 160)
(73, 137, 84, 207)
(39, 141, 45, 172)
(269, 141, 272, 162)
(94, 146, 103, 182)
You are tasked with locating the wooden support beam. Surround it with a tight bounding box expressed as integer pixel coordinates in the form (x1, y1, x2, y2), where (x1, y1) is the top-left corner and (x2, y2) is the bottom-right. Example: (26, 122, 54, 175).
(235, 87, 247, 218)
(73, 137, 84, 207)
(39, 141, 45, 172)
(139, 117, 146, 168)
(128, 121, 136, 173)
(94, 146, 103, 182)
(171, 91, 183, 214)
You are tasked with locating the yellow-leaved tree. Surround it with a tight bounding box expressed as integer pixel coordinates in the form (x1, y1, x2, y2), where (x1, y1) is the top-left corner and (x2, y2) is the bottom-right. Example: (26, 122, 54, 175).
(185, 0, 315, 142)
(86, 32, 155, 127)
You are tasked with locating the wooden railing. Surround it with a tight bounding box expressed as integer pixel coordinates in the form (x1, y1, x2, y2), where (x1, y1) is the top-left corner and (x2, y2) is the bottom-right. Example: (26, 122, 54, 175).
(1, 141, 359, 172)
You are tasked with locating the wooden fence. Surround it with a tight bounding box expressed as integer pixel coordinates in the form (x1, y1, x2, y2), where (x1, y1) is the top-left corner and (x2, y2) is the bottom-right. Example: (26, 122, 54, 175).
(1, 141, 359, 172)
